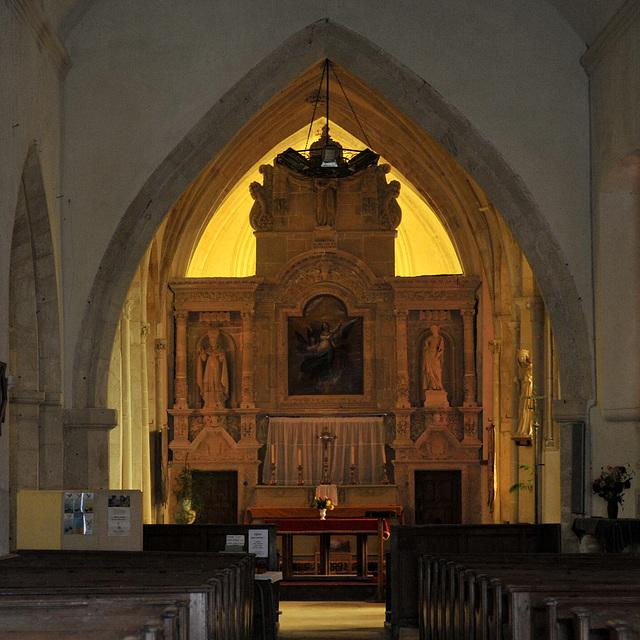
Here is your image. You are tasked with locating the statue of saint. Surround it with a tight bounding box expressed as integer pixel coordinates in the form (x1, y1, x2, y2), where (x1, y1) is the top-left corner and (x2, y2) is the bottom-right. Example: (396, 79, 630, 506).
(313, 177, 338, 227)
(197, 328, 229, 409)
(422, 325, 444, 392)
(516, 348, 534, 437)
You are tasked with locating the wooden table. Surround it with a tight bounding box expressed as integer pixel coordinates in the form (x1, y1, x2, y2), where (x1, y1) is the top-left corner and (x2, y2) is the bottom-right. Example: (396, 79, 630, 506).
(263, 517, 388, 601)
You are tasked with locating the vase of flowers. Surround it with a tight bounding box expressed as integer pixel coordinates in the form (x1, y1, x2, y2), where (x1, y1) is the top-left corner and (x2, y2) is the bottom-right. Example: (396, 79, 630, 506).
(592, 464, 634, 519)
(311, 494, 334, 519)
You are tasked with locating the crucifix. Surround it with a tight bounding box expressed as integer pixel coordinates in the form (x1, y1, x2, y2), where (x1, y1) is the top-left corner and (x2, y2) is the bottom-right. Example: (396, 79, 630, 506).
(317, 425, 337, 484)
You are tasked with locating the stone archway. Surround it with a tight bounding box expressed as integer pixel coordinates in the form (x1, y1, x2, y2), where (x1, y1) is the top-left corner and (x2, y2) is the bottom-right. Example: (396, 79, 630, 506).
(9, 145, 64, 536)
(70, 19, 593, 488)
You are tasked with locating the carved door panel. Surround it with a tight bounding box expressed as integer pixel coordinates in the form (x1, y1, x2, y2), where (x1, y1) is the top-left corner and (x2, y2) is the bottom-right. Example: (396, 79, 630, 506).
(192, 470, 238, 524)
(414, 470, 462, 524)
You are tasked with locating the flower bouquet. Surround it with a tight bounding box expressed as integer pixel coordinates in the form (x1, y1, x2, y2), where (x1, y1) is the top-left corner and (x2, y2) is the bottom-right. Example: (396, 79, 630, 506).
(311, 494, 335, 510)
(311, 494, 335, 519)
(592, 464, 634, 518)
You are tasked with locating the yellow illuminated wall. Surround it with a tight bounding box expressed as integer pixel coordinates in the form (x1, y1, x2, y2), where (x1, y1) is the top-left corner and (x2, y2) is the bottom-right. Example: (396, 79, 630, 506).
(186, 123, 462, 278)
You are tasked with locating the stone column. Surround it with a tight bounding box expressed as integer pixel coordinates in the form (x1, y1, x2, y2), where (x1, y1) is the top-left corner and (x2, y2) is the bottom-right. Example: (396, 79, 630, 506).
(528, 296, 545, 524)
(63, 408, 118, 489)
(506, 319, 521, 524)
(120, 299, 133, 488)
(241, 311, 256, 409)
(140, 322, 152, 522)
(459, 308, 482, 444)
(154, 338, 168, 512)
(174, 311, 189, 409)
(461, 309, 477, 406)
(488, 339, 502, 520)
(394, 310, 411, 408)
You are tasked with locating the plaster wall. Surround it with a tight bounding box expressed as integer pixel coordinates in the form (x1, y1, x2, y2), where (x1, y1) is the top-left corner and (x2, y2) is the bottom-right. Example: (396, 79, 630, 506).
(62, 0, 592, 403)
(0, 2, 66, 554)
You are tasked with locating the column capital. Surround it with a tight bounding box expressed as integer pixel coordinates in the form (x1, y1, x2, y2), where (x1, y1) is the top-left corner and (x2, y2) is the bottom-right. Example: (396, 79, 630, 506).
(488, 339, 502, 354)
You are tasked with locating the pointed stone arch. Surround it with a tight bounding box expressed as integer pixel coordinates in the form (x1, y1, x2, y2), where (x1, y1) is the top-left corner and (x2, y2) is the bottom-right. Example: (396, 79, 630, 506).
(72, 18, 593, 420)
(9, 144, 63, 500)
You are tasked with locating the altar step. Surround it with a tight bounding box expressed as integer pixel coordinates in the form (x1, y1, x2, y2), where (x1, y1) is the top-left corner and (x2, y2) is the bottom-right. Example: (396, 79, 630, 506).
(279, 576, 382, 601)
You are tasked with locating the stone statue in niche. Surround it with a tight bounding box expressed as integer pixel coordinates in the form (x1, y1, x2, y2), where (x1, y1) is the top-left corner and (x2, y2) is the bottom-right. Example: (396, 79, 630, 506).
(515, 348, 534, 438)
(422, 325, 445, 391)
(313, 178, 339, 227)
(197, 328, 229, 409)
(422, 325, 449, 409)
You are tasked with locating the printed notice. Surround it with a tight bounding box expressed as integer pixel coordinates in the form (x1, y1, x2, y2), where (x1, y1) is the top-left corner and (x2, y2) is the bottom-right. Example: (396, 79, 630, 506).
(108, 494, 131, 536)
(248, 529, 269, 558)
(225, 534, 245, 552)
(63, 491, 95, 535)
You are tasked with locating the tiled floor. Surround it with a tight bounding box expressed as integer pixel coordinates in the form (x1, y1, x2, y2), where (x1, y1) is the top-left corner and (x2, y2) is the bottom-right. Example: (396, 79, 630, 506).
(277, 600, 388, 639)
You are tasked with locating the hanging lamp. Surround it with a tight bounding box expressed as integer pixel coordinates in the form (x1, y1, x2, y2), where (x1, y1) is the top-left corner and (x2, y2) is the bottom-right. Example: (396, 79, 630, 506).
(276, 59, 379, 178)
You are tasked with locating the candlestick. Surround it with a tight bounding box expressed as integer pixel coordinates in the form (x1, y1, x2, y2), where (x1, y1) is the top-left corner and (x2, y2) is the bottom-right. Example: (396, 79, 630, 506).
(382, 462, 389, 485)
(296, 464, 304, 485)
(349, 464, 356, 485)
(269, 463, 278, 485)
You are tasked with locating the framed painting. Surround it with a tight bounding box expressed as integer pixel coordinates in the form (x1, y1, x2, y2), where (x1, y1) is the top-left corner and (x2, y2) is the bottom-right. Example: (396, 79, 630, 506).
(287, 295, 363, 396)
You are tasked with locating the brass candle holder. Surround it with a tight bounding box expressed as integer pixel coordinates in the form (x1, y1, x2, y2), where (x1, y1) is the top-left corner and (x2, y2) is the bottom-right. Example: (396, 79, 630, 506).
(382, 462, 389, 485)
(296, 464, 305, 485)
(349, 464, 356, 485)
(269, 463, 278, 485)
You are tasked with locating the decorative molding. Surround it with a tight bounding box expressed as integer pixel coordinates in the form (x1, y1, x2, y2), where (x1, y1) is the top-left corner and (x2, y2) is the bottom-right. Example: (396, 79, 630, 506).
(9, 0, 72, 75)
(581, 0, 640, 73)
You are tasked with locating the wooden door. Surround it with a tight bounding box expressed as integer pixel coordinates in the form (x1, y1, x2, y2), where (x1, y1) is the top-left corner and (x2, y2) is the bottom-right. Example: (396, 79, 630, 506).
(192, 470, 238, 524)
(414, 470, 462, 524)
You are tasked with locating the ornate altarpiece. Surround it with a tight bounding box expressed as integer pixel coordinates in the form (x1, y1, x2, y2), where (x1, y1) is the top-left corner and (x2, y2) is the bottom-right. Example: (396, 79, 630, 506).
(168, 160, 484, 523)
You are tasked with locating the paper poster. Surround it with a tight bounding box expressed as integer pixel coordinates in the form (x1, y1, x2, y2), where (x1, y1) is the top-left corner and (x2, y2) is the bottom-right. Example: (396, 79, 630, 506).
(248, 529, 269, 558)
(225, 534, 245, 552)
(108, 494, 131, 536)
(63, 492, 95, 535)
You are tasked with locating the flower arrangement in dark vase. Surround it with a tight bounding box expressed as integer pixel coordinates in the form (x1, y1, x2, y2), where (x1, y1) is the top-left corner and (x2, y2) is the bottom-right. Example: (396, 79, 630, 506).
(592, 464, 634, 518)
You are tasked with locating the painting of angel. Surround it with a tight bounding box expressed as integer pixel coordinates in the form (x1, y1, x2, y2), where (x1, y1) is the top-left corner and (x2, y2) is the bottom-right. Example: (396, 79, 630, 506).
(288, 300, 363, 396)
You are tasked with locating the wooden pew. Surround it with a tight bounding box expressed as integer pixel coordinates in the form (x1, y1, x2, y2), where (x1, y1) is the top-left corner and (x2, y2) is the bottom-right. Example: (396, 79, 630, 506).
(546, 597, 640, 640)
(607, 620, 640, 640)
(419, 553, 640, 640)
(0, 595, 188, 640)
(389, 523, 560, 638)
(0, 551, 255, 640)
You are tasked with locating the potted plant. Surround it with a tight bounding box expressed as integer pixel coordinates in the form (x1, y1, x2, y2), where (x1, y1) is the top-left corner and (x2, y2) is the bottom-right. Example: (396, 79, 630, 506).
(173, 463, 196, 524)
(508, 464, 534, 494)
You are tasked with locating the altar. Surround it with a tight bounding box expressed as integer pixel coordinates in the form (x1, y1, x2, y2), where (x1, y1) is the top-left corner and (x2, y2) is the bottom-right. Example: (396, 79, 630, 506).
(263, 517, 388, 601)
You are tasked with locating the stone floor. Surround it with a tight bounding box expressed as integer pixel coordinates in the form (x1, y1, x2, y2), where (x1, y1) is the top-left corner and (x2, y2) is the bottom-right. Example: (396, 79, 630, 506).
(277, 600, 388, 639)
